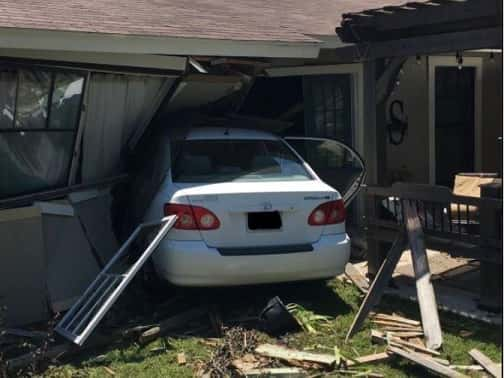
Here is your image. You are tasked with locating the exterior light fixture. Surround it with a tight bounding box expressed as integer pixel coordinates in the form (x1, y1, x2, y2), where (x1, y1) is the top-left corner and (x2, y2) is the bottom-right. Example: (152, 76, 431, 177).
(456, 52, 463, 70)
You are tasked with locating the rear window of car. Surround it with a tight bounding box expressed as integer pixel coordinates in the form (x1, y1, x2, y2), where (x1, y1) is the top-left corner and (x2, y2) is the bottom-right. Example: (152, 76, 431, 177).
(172, 139, 313, 183)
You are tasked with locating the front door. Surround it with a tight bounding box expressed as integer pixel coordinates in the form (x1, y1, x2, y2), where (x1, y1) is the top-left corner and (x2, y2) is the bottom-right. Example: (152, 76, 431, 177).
(434, 66, 476, 187)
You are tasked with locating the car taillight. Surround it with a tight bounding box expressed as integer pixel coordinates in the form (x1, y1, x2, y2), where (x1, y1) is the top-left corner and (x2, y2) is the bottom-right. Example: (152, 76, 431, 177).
(163, 203, 220, 230)
(308, 199, 346, 225)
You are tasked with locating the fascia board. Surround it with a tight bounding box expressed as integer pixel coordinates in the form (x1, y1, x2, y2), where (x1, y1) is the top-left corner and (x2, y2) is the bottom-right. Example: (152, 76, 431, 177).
(0, 28, 322, 59)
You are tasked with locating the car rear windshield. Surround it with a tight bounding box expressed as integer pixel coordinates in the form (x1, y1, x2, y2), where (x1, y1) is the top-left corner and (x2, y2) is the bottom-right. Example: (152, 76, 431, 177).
(172, 139, 313, 183)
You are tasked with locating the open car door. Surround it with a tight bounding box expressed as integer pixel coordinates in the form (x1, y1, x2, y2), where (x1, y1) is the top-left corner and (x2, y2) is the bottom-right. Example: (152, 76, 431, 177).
(284, 137, 366, 205)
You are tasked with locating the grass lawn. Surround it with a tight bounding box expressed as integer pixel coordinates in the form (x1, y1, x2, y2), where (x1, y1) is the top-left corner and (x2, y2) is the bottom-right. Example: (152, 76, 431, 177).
(43, 279, 502, 377)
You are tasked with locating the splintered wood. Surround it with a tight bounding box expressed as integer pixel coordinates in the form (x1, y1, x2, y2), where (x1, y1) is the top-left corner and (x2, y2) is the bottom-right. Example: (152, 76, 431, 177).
(370, 313, 424, 340)
(344, 262, 370, 293)
(368, 312, 466, 378)
(388, 347, 468, 378)
(469, 349, 502, 378)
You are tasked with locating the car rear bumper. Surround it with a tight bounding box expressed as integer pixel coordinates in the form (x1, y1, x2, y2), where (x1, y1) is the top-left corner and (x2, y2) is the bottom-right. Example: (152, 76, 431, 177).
(152, 233, 350, 286)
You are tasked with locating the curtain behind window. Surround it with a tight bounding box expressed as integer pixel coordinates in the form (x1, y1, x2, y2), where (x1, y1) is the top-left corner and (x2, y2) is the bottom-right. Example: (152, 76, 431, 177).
(81, 73, 174, 182)
(0, 132, 74, 196)
(0, 68, 84, 198)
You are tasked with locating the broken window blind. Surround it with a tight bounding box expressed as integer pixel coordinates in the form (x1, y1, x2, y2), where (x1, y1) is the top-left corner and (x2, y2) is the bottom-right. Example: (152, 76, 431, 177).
(80, 73, 175, 182)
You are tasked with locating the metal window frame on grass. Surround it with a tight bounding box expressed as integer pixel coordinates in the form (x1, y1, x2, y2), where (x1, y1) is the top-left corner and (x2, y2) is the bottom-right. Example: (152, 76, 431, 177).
(55, 215, 177, 346)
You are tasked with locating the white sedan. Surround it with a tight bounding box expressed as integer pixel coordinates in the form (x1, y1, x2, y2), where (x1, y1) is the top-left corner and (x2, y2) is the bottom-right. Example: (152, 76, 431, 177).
(143, 127, 365, 286)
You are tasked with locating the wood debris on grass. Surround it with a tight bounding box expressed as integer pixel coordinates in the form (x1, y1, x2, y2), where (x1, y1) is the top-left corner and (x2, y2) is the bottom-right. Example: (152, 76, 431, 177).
(103, 366, 116, 376)
(241, 367, 306, 377)
(387, 346, 467, 378)
(177, 352, 187, 365)
(366, 312, 477, 378)
(255, 343, 336, 367)
(202, 326, 263, 377)
(468, 348, 502, 378)
(344, 262, 370, 294)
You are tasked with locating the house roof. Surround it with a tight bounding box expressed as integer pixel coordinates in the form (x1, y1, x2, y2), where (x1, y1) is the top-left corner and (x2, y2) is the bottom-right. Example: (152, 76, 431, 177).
(0, 0, 408, 43)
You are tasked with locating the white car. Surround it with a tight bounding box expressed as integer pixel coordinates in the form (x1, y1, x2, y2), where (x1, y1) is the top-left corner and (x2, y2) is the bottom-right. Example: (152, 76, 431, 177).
(143, 127, 365, 286)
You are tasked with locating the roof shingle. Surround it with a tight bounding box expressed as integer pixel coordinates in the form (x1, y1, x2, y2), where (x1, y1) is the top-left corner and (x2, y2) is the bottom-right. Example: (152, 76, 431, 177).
(0, 0, 409, 43)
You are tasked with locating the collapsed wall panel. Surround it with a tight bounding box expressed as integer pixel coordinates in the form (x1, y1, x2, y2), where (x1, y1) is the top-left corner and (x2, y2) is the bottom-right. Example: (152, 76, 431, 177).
(68, 188, 119, 264)
(37, 201, 101, 313)
(0, 206, 48, 326)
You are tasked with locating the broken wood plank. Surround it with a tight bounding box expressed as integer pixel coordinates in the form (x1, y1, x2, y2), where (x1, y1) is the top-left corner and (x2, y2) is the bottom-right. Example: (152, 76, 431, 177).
(403, 199, 443, 350)
(255, 344, 335, 366)
(450, 365, 484, 371)
(346, 352, 391, 366)
(388, 347, 468, 378)
(345, 262, 369, 293)
(177, 352, 187, 365)
(380, 326, 423, 332)
(138, 307, 208, 345)
(242, 367, 306, 377)
(371, 330, 440, 356)
(371, 313, 421, 327)
(390, 337, 440, 356)
(103, 366, 116, 376)
(345, 232, 408, 341)
(334, 370, 384, 377)
(432, 358, 451, 366)
(139, 327, 161, 345)
(469, 349, 502, 378)
(388, 331, 424, 339)
(371, 319, 420, 328)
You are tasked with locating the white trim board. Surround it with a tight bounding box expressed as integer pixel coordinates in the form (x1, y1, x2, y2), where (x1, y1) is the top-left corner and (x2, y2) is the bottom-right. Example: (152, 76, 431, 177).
(0, 49, 187, 72)
(0, 28, 321, 59)
(428, 56, 483, 184)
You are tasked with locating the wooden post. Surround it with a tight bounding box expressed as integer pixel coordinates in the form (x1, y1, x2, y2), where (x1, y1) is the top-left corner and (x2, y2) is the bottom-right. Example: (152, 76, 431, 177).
(479, 183, 502, 312)
(403, 199, 443, 350)
(365, 58, 394, 278)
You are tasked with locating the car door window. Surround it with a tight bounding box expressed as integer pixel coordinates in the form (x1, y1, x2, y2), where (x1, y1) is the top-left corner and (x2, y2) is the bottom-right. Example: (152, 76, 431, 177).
(284, 137, 366, 205)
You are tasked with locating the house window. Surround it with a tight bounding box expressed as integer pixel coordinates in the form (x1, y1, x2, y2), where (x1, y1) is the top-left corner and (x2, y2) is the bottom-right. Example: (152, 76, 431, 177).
(303, 74, 353, 145)
(0, 67, 85, 198)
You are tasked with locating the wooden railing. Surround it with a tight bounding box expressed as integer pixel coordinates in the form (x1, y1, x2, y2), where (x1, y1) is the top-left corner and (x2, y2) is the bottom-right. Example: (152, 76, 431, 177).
(365, 182, 502, 263)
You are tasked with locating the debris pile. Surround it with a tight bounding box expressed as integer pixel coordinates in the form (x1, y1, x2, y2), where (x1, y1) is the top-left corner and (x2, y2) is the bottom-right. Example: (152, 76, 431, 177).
(2, 294, 501, 378)
(202, 326, 264, 377)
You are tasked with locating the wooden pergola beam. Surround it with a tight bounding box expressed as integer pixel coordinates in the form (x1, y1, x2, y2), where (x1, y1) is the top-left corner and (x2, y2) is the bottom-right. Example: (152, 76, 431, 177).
(332, 27, 502, 61)
(342, 0, 498, 31)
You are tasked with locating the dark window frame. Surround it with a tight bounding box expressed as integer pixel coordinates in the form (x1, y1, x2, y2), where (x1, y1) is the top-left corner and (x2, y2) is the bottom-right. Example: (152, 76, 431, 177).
(0, 63, 87, 198)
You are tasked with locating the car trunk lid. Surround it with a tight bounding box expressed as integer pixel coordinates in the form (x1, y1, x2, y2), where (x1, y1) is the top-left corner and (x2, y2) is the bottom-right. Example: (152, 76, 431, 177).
(172, 180, 339, 248)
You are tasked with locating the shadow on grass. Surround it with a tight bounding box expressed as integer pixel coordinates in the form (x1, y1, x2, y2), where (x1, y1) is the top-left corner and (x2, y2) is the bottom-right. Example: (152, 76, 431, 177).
(174, 279, 353, 319)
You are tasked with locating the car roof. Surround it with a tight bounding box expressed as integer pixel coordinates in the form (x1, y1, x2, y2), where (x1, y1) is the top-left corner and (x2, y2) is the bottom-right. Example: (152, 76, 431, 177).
(184, 127, 280, 141)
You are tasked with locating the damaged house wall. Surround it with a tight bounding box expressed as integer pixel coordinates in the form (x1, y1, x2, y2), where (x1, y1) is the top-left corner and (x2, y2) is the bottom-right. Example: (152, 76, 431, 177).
(0, 61, 179, 326)
(81, 73, 175, 182)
